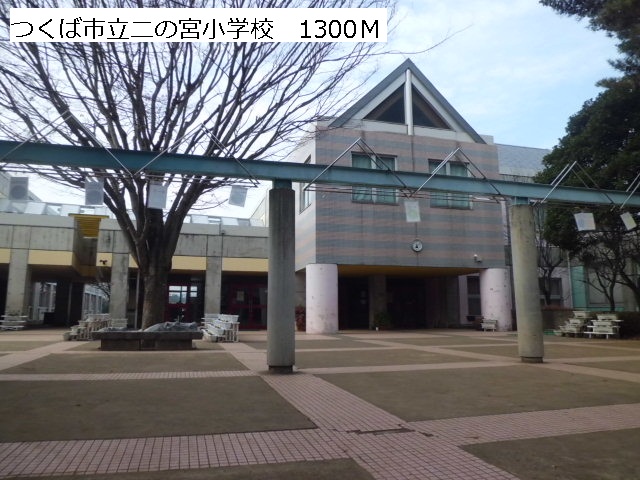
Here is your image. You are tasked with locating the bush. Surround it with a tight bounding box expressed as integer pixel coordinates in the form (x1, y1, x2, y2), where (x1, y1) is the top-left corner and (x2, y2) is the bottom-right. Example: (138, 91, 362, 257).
(616, 312, 640, 338)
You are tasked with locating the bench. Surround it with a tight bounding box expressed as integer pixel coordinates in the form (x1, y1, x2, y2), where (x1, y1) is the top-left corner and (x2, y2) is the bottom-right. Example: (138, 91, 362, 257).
(556, 311, 594, 337)
(559, 318, 587, 337)
(480, 319, 497, 332)
(201, 314, 239, 342)
(0, 315, 27, 330)
(585, 314, 621, 339)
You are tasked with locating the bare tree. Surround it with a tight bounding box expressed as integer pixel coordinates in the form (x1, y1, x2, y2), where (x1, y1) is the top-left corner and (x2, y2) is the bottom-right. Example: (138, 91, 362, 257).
(533, 206, 567, 306)
(0, 0, 396, 328)
(578, 225, 640, 311)
(580, 241, 620, 312)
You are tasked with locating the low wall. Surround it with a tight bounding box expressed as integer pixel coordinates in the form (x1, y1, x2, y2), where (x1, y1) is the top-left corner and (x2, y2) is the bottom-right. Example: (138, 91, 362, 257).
(92, 330, 203, 350)
(541, 308, 573, 330)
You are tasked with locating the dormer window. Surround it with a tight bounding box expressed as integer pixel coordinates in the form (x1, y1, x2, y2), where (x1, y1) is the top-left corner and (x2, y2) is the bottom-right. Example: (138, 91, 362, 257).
(364, 86, 450, 129)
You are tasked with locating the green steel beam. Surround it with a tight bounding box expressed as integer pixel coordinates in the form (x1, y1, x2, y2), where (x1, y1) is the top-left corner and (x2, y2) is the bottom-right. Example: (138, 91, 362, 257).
(1, 140, 639, 207)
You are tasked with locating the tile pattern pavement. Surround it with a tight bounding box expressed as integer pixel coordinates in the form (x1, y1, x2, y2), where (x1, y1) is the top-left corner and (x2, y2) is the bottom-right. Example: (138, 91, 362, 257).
(1, 330, 640, 479)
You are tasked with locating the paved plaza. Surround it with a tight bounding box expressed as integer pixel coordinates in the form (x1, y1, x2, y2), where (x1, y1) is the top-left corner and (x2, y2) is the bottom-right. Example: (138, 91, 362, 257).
(1, 328, 640, 479)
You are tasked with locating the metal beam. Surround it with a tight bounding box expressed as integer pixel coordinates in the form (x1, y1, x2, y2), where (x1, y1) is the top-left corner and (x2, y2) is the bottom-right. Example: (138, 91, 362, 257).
(1, 140, 639, 207)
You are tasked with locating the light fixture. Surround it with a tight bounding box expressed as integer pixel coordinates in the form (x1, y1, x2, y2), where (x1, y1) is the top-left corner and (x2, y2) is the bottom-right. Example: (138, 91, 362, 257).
(148, 181, 167, 210)
(229, 185, 248, 207)
(620, 212, 637, 231)
(85, 179, 104, 205)
(9, 177, 29, 201)
(574, 212, 596, 232)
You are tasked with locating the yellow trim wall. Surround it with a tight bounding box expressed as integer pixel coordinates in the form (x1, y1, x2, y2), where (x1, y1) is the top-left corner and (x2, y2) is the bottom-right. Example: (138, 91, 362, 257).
(222, 258, 269, 273)
(172, 256, 206, 271)
(29, 250, 73, 266)
(1, 249, 268, 275)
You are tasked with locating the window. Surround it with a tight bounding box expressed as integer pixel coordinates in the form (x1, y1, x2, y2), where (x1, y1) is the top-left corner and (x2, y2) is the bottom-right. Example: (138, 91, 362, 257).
(352, 153, 397, 204)
(363, 85, 451, 129)
(168, 285, 188, 304)
(299, 156, 312, 211)
(539, 277, 563, 306)
(467, 276, 481, 316)
(428, 160, 470, 209)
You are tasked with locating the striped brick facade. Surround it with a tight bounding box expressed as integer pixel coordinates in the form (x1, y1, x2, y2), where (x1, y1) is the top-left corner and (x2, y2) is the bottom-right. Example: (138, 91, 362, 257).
(292, 60, 510, 329)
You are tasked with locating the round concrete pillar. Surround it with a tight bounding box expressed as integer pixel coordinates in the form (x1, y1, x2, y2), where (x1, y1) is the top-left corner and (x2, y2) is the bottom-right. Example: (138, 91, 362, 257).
(480, 268, 512, 331)
(509, 203, 544, 363)
(306, 264, 338, 334)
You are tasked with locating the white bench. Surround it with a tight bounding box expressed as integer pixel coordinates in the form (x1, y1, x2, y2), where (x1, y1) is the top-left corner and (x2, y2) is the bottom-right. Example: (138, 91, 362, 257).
(559, 318, 587, 337)
(557, 311, 594, 337)
(201, 314, 239, 342)
(0, 315, 27, 330)
(585, 314, 621, 339)
(480, 319, 497, 331)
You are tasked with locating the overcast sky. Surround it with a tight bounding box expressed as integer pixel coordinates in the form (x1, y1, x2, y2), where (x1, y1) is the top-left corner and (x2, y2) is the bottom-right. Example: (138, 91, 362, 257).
(27, 0, 620, 211)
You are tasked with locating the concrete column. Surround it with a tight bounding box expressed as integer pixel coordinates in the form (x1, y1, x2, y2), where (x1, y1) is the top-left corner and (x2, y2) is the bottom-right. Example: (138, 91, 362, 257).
(509, 203, 544, 362)
(267, 181, 295, 372)
(205, 256, 222, 314)
(306, 264, 338, 334)
(54, 281, 71, 326)
(480, 268, 512, 331)
(109, 253, 129, 320)
(368, 275, 387, 328)
(69, 282, 84, 324)
(6, 248, 30, 315)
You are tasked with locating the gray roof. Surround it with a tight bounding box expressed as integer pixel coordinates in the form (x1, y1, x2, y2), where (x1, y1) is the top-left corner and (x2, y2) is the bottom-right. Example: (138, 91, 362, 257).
(497, 144, 550, 178)
(329, 59, 486, 144)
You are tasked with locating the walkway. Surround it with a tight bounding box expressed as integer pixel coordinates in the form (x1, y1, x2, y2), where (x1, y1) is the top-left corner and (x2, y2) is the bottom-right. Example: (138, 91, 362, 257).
(1, 329, 639, 479)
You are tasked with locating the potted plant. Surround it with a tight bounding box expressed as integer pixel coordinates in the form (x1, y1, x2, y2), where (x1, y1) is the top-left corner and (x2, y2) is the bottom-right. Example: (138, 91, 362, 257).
(295, 305, 306, 332)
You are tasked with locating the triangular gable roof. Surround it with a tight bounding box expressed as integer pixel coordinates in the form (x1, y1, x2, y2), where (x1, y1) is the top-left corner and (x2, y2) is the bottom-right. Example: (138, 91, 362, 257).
(329, 59, 486, 144)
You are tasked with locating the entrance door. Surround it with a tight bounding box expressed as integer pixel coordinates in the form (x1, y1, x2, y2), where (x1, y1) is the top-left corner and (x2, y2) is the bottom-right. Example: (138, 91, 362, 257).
(223, 282, 268, 329)
(387, 278, 426, 329)
(338, 278, 369, 329)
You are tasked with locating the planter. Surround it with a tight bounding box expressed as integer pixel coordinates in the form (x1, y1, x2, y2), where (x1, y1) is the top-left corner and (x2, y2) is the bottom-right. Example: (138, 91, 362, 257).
(92, 330, 203, 351)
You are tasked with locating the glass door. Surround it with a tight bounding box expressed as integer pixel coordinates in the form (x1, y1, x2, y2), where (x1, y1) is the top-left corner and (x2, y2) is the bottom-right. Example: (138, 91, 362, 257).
(223, 282, 268, 329)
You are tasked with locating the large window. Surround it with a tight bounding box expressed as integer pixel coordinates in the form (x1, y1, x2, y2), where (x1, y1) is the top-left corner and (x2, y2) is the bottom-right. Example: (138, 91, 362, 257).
(352, 153, 397, 204)
(428, 160, 470, 209)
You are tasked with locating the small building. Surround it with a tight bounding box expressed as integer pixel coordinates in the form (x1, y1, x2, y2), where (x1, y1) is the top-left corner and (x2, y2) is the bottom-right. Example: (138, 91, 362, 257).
(287, 59, 511, 331)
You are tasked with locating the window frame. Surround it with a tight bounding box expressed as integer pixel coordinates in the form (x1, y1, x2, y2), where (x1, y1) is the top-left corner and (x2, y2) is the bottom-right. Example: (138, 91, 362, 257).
(299, 156, 312, 212)
(351, 153, 397, 205)
(428, 159, 471, 209)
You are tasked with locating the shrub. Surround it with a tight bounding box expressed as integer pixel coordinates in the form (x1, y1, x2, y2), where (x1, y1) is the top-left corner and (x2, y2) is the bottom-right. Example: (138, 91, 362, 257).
(616, 312, 640, 338)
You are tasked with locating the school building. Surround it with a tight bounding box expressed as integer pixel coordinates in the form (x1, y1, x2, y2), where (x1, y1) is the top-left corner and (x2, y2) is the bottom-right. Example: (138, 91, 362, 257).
(0, 59, 615, 330)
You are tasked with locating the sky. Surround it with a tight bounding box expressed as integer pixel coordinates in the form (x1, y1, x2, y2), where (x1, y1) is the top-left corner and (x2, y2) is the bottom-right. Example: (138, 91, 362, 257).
(26, 0, 621, 215)
(379, 0, 619, 150)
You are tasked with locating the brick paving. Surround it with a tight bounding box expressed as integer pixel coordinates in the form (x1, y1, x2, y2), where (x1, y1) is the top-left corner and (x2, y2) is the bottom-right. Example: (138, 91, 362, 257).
(0, 330, 639, 479)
